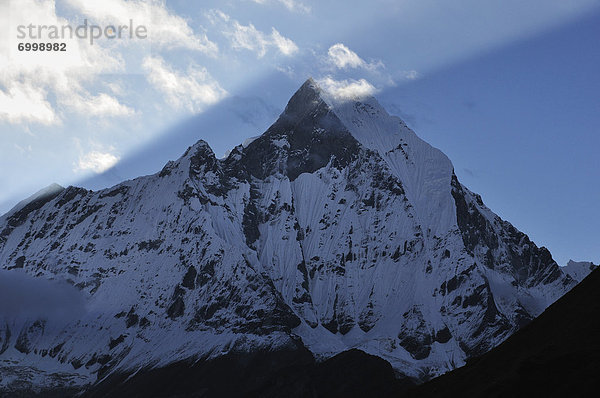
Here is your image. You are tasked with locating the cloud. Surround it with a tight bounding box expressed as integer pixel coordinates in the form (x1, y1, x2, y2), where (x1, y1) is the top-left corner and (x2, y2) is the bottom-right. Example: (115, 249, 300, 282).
(327, 43, 382, 70)
(75, 151, 120, 173)
(251, 0, 311, 13)
(317, 77, 377, 101)
(0, 270, 87, 322)
(0, 0, 224, 126)
(0, 83, 57, 125)
(64, 0, 218, 54)
(208, 10, 298, 58)
(63, 93, 135, 118)
(142, 56, 228, 113)
(279, 0, 311, 13)
(106, 82, 125, 96)
(402, 70, 419, 80)
(321, 44, 417, 91)
(327, 43, 365, 69)
(0, 0, 135, 126)
(228, 21, 270, 56)
(270, 28, 299, 56)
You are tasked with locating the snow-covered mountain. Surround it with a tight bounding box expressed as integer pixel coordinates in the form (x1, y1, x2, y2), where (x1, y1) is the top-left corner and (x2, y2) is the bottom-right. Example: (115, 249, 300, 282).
(0, 79, 577, 394)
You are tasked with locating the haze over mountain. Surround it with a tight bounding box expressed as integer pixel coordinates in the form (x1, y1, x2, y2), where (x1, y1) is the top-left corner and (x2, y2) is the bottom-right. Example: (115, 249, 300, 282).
(0, 79, 586, 396)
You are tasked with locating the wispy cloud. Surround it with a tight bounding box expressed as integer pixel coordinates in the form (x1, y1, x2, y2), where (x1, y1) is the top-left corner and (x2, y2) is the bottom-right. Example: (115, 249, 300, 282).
(142, 56, 228, 113)
(63, 93, 134, 118)
(250, 0, 311, 14)
(401, 70, 419, 80)
(270, 28, 299, 56)
(207, 10, 298, 58)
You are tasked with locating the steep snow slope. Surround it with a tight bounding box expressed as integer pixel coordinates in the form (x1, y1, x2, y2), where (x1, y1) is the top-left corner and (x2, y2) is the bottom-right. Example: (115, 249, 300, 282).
(0, 79, 576, 393)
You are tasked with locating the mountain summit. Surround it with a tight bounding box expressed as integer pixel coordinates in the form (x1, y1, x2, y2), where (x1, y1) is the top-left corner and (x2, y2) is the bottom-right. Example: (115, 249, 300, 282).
(0, 79, 576, 395)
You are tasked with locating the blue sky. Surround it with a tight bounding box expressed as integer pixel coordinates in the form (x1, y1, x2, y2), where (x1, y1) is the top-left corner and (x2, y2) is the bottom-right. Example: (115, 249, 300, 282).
(0, 0, 598, 265)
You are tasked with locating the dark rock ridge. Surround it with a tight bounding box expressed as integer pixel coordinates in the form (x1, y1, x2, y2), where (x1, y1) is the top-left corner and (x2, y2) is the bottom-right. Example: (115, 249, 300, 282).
(83, 346, 414, 398)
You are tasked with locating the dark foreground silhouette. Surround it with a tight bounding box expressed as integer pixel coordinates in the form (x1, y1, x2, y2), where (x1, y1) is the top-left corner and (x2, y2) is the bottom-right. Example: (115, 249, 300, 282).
(83, 347, 413, 398)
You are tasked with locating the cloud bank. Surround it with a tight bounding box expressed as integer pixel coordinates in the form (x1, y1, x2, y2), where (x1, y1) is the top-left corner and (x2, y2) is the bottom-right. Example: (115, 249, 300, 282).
(0, 270, 87, 322)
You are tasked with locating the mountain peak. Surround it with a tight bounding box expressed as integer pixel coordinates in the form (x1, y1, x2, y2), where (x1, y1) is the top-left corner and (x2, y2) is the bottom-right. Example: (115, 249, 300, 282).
(289, 78, 401, 154)
(278, 78, 331, 124)
(239, 79, 359, 181)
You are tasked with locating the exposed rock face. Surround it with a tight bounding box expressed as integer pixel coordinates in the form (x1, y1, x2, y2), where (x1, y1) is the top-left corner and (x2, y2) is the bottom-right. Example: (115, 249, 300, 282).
(0, 79, 576, 394)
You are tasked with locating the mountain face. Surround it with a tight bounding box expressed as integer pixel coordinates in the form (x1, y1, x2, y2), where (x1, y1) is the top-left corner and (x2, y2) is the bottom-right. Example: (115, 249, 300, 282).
(0, 79, 577, 394)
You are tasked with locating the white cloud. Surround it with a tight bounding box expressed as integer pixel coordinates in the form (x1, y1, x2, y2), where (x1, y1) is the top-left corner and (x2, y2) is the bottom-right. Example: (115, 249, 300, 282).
(62, 93, 134, 117)
(208, 10, 298, 58)
(317, 77, 377, 101)
(326, 43, 382, 70)
(270, 28, 299, 56)
(327, 43, 365, 69)
(251, 0, 311, 13)
(0, 83, 58, 125)
(279, 0, 311, 13)
(75, 151, 120, 173)
(64, 0, 218, 54)
(227, 21, 268, 56)
(142, 56, 227, 113)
